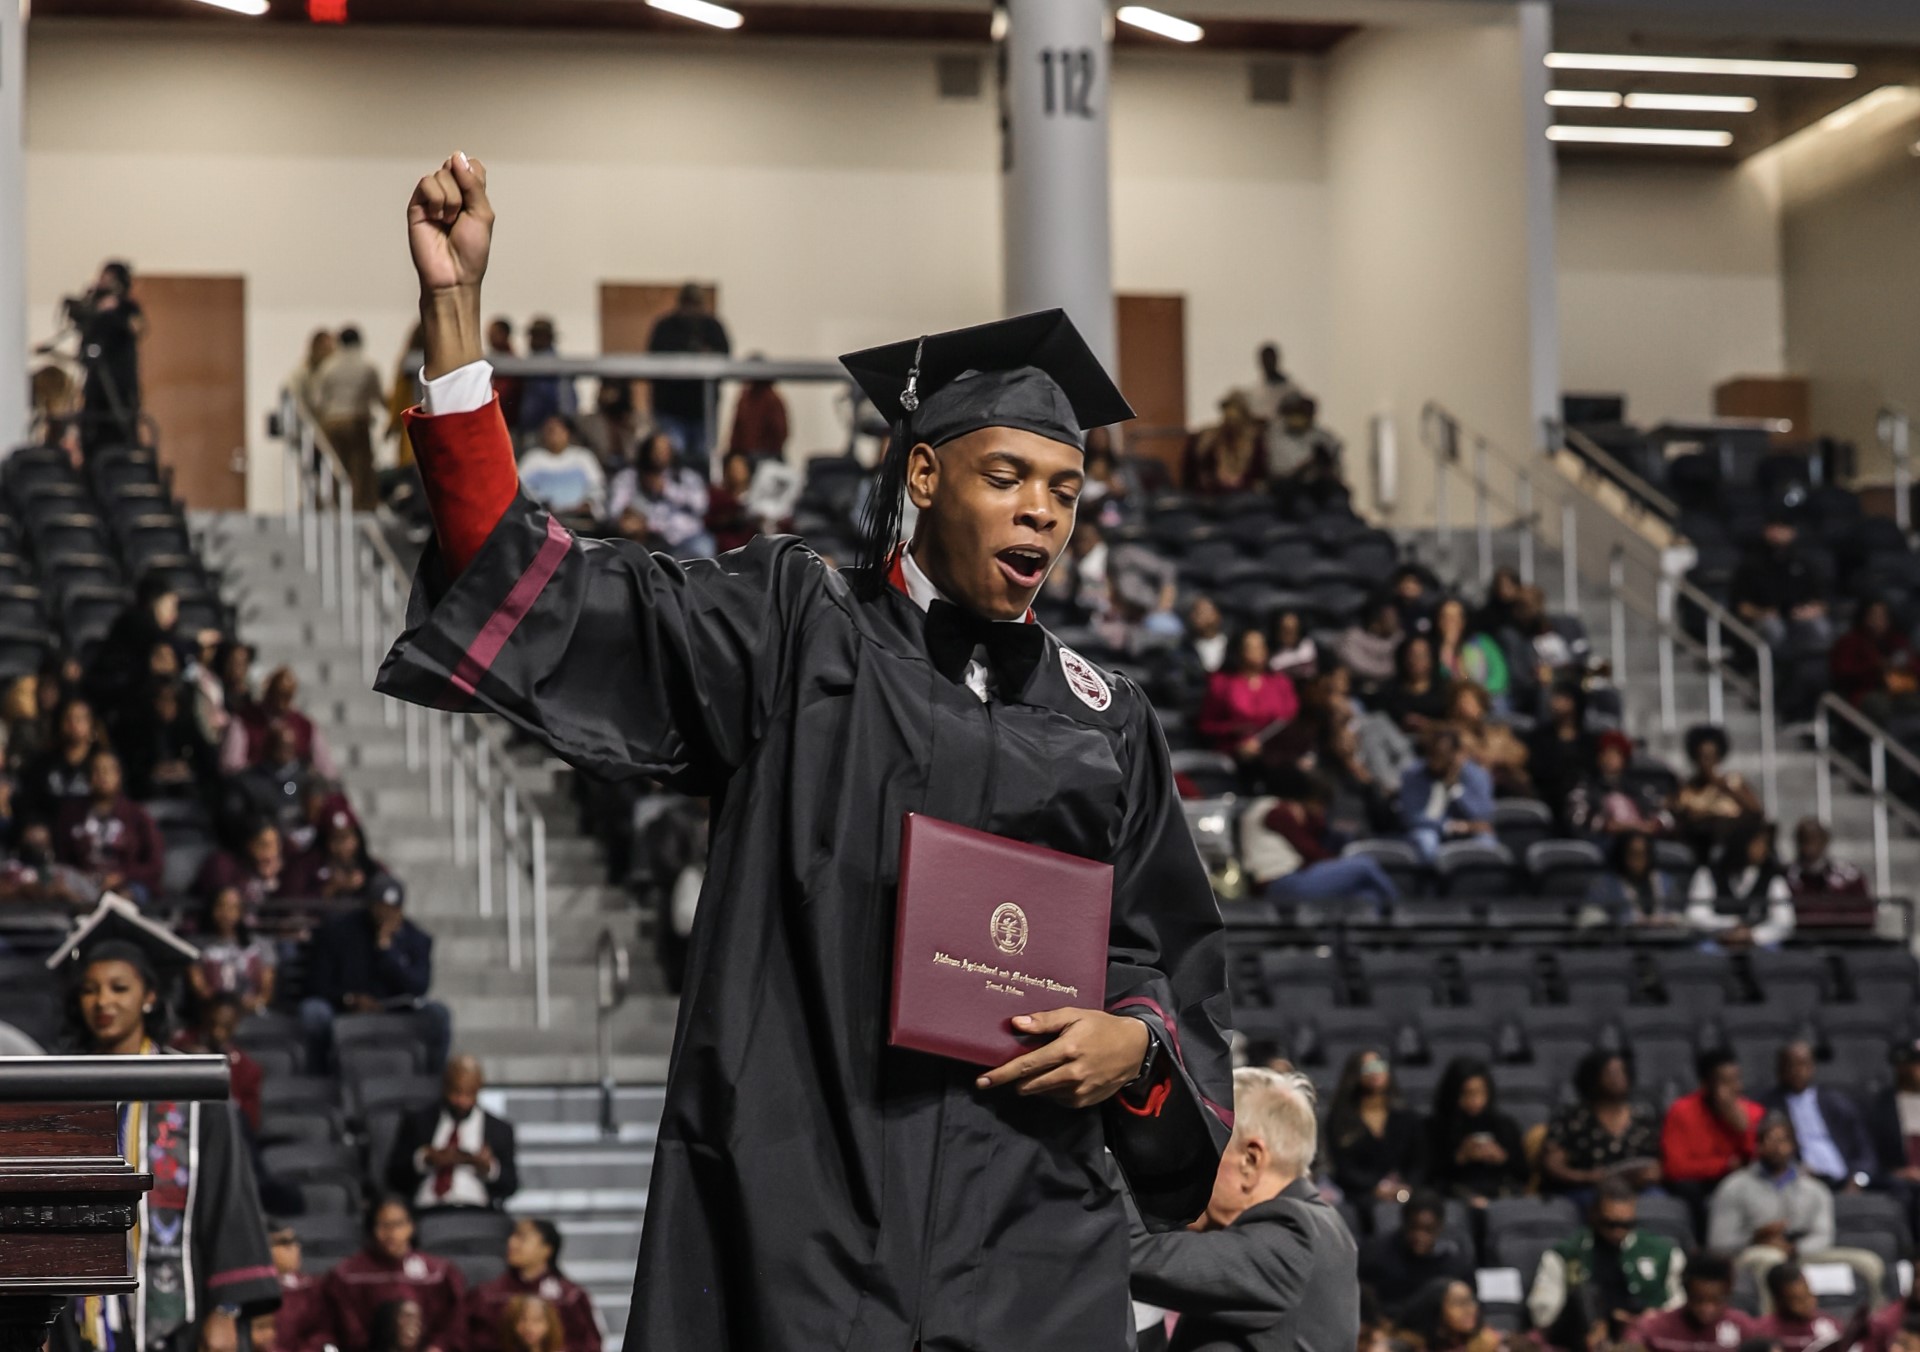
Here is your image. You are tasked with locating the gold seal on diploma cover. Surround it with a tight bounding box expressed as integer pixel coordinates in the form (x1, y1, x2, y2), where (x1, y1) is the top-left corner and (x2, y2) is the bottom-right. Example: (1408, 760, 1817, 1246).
(989, 902, 1030, 955)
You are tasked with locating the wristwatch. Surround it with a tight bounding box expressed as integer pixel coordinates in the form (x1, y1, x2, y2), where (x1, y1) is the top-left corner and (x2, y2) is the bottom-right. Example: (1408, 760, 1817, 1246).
(1123, 1023, 1161, 1091)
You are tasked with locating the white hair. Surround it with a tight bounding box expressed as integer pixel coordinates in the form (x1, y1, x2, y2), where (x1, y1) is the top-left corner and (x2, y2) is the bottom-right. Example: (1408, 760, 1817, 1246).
(1230, 1066, 1318, 1178)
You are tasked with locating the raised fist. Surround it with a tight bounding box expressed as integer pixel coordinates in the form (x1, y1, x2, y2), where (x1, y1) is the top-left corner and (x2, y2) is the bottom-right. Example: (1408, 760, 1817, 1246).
(408, 152, 492, 295)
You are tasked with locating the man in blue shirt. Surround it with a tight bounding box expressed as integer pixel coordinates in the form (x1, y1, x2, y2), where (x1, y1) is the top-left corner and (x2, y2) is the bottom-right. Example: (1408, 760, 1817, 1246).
(1397, 727, 1495, 862)
(1759, 1039, 1877, 1190)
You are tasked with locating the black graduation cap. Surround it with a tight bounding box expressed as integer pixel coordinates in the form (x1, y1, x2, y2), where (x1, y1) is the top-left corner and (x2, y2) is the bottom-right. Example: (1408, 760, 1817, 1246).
(45, 894, 200, 988)
(839, 310, 1135, 585)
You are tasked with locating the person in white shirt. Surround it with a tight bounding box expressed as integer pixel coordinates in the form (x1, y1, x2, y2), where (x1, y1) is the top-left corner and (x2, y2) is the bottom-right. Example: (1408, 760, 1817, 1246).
(387, 1055, 519, 1211)
(516, 414, 607, 520)
(1686, 820, 1795, 949)
(608, 431, 714, 558)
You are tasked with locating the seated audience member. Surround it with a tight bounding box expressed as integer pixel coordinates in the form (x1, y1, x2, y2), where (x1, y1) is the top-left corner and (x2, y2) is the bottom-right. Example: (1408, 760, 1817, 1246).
(1784, 818, 1868, 898)
(18, 697, 101, 825)
(301, 873, 449, 1071)
(1398, 727, 1495, 863)
(321, 1198, 466, 1352)
(1474, 566, 1524, 638)
(226, 722, 314, 837)
(1059, 518, 1181, 647)
(1865, 1275, 1920, 1352)
(1398, 1278, 1499, 1352)
(53, 750, 162, 906)
(725, 369, 787, 460)
(371, 1298, 426, 1352)
(1378, 636, 1451, 733)
(704, 453, 760, 554)
(234, 667, 335, 776)
(1686, 821, 1795, 951)
(116, 677, 215, 802)
(88, 574, 193, 717)
(216, 639, 258, 728)
(465, 1219, 602, 1352)
(1865, 1040, 1920, 1234)
(517, 415, 606, 521)
(1268, 609, 1318, 683)
(1672, 724, 1764, 859)
(1337, 599, 1403, 698)
(0, 819, 99, 911)
(1540, 1285, 1619, 1352)
(284, 781, 358, 861)
(1627, 1253, 1756, 1352)
(1388, 565, 1439, 637)
(1831, 598, 1920, 724)
(1528, 681, 1598, 826)
(1529, 1179, 1684, 1334)
(173, 994, 262, 1134)
(498, 1297, 563, 1352)
(287, 811, 381, 899)
(1425, 1057, 1527, 1203)
(574, 377, 643, 467)
(609, 432, 714, 559)
(1197, 629, 1299, 763)
(189, 884, 277, 1013)
(1, 672, 45, 772)
(1325, 1048, 1425, 1203)
(1127, 1068, 1359, 1352)
(388, 1055, 519, 1211)
(1757, 1263, 1852, 1352)
(1543, 1051, 1664, 1200)
(1444, 681, 1529, 795)
(1707, 1113, 1886, 1304)
(268, 1222, 329, 1352)
(1187, 390, 1267, 495)
(1267, 393, 1344, 498)
(1168, 595, 1230, 708)
(1239, 776, 1399, 914)
(194, 821, 287, 914)
(1358, 1190, 1474, 1320)
(1584, 830, 1684, 928)
(1732, 519, 1832, 653)
(1567, 731, 1671, 844)
(1664, 1049, 1764, 1213)
(1433, 598, 1510, 710)
(1760, 1040, 1876, 1191)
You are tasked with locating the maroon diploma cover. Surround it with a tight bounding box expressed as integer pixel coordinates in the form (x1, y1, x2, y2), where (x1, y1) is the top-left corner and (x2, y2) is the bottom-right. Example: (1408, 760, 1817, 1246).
(888, 813, 1114, 1067)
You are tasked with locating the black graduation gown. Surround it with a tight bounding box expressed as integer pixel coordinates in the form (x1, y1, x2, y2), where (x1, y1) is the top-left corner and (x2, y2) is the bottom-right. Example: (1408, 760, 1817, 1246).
(375, 495, 1233, 1352)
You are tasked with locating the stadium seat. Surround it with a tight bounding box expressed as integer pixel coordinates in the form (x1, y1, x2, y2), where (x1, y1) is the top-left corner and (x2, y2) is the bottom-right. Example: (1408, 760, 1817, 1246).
(1168, 750, 1237, 798)
(1749, 951, 1831, 1016)
(1342, 839, 1432, 897)
(1358, 952, 1442, 1014)
(1435, 839, 1519, 898)
(1525, 839, 1606, 898)
(452, 1253, 508, 1286)
(1555, 950, 1637, 1007)
(261, 1140, 362, 1188)
(1653, 952, 1734, 1014)
(1257, 951, 1339, 1014)
(1632, 1192, 1696, 1249)
(418, 1208, 516, 1256)
(1837, 950, 1917, 1007)
(1455, 951, 1541, 1012)
(1491, 799, 1554, 855)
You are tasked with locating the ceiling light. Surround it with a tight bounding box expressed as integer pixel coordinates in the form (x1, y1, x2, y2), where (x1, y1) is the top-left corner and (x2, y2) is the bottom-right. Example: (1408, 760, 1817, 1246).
(1547, 53, 1858, 80)
(1116, 6, 1203, 43)
(194, 0, 269, 13)
(1547, 126, 1735, 147)
(1547, 91, 1623, 109)
(647, 0, 743, 30)
(1624, 93, 1759, 113)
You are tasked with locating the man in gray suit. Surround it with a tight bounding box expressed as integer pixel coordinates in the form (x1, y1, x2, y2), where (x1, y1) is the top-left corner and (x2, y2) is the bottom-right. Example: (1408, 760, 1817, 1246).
(1130, 1067, 1360, 1352)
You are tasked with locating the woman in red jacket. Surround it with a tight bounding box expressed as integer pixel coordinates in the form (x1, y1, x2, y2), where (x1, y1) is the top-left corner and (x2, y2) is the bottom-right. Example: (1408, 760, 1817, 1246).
(464, 1220, 601, 1352)
(1196, 628, 1299, 763)
(320, 1198, 466, 1352)
(1830, 596, 1920, 725)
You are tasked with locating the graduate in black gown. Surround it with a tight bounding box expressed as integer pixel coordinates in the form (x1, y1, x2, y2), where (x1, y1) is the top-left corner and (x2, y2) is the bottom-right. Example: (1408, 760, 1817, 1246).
(380, 154, 1232, 1352)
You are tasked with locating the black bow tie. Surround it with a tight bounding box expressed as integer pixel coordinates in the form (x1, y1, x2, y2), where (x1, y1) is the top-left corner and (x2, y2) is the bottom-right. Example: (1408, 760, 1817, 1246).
(924, 599, 1045, 696)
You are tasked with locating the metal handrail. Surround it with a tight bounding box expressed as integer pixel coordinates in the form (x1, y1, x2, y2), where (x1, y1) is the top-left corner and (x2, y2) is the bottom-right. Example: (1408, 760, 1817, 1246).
(1421, 401, 1777, 816)
(1559, 421, 1683, 525)
(594, 927, 631, 1138)
(1812, 694, 1920, 901)
(275, 390, 552, 1028)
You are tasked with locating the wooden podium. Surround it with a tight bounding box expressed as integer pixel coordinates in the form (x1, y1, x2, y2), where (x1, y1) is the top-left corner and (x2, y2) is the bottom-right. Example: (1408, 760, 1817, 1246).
(0, 1056, 229, 1352)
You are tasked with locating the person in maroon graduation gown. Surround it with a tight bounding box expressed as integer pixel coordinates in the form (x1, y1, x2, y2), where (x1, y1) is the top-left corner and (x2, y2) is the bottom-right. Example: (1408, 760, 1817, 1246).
(376, 154, 1231, 1352)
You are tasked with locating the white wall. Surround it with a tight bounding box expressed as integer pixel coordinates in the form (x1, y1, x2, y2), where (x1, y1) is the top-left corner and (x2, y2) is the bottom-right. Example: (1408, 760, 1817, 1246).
(1556, 157, 1786, 428)
(1321, 16, 1539, 525)
(23, 21, 1333, 510)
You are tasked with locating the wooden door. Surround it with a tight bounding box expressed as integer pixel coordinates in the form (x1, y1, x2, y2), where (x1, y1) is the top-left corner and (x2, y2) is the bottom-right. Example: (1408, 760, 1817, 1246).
(1116, 293, 1187, 481)
(130, 275, 247, 510)
(599, 282, 720, 417)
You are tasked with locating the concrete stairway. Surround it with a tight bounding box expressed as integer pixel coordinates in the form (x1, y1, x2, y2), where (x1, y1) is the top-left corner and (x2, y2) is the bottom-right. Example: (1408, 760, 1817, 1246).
(1404, 525, 1920, 919)
(200, 512, 683, 1083)
(482, 1084, 665, 1352)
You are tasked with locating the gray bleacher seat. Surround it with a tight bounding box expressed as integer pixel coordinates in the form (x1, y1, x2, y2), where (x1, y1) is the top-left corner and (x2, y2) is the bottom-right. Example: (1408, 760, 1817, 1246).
(452, 1253, 508, 1286)
(1436, 839, 1518, 898)
(246, 1043, 301, 1081)
(341, 1045, 425, 1112)
(1556, 950, 1637, 1007)
(1634, 1192, 1696, 1250)
(1257, 951, 1338, 1013)
(258, 1109, 333, 1145)
(1653, 951, 1734, 1013)
(1750, 950, 1831, 1016)
(1343, 838, 1432, 897)
(1492, 799, 1554, 855)
(418, 1208, 516, 1256)
(1486, 897, 1571, 927)
(1456, 951, 1540, 1013)
(1358, 951, 1441, 1015)
(1609, 1006, 1698, 1048)
(1168, 749, 1237, 799)
(1487, 1234, 1557, 1291)
(1526, 839, 1606, 898)
(1825, 1036, 1893, 1098)
(1839, 950, 1918, 1007)
(1390, 899, 1477, 929)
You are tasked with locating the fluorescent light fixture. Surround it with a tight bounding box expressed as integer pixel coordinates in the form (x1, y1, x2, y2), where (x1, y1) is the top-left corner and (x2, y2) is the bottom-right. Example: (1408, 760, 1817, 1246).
(647, 0, 743, 29)
(1624, 92, 1759, 113)
(194, 0, 269, 13)
(1116, 6, 1203, 43)
(1547, 52, 1857, 80)
(1819, 84, 1916, 132)
(1547, 90, 1623, 109)
(1547, 126, 1735, 147)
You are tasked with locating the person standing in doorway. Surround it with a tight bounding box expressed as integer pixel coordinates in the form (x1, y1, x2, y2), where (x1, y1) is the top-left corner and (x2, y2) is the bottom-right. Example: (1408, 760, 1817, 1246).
(647, 283, 731, 475)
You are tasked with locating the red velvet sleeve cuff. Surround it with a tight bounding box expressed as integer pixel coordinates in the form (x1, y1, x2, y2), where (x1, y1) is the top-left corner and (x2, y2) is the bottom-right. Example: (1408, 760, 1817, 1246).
(402, 396, 521, 575)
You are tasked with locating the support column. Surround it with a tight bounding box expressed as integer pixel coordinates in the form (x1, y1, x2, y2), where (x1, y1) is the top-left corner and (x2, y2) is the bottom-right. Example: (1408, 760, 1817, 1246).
(0, 0, 25, 449)
(999, 0, 1115, 369)
(1519, 0, 1560, 451)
